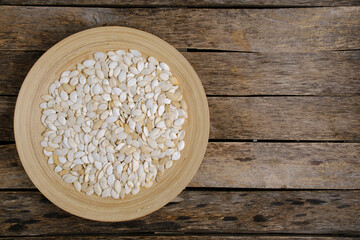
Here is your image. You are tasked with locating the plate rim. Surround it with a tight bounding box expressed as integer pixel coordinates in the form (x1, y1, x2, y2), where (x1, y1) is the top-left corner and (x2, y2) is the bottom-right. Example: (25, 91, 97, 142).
(14, 26, 210, 221)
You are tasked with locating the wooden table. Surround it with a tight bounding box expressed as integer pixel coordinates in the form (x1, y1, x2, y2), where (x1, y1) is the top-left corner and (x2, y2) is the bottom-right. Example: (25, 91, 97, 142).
(1, 1, 359, 239)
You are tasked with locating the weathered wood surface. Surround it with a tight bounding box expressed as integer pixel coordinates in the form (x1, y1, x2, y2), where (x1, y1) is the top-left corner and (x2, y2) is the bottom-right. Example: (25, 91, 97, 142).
(0, 96, 15, 142)
(209, 97, 360, 140)
(0, 51, 42, 96)
(1, 96, 359, 141)
(2, 143, 360, 189)
(192, 142, 360, 188)
(1, 2, 360, 238)
(1, 6, 359, 52)
(2, 51, 360, 96)
(1, 191, 359, 236)
(1, 0, 359, 7)
(0, 236, 354, 240)
(188, 51, 360, 96)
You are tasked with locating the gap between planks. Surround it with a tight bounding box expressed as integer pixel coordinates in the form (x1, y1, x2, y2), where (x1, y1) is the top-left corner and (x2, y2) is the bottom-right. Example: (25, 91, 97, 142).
(0, 234, 360, 239)
(0, 0, 359, 8)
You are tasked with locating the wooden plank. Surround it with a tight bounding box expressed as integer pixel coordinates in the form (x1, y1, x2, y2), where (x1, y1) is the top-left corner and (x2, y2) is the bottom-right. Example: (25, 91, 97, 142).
(0, 236, 354, 240)
(192, 142, 360, 188)
(0, 6, 359, 52)
(1, 0, 359, 7)
(2, 51, 360, 96)
(1, 191, 359, 235)
(208, 97, 360, 140)
(0, 51, 42, 96)
(2, 96, 359, 141)
(0, 144, 32, 189)
(0, 96, 15, 142)
(185, 51, 360, 96)
(2, 143, 360, 189)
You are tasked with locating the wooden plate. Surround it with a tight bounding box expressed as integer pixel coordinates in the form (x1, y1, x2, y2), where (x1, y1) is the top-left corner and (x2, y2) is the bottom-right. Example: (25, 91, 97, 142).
(14, 27, 209, 222)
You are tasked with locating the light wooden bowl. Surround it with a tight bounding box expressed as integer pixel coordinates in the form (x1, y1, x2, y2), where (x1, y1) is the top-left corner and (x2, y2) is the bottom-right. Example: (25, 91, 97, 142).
(14, 27, 209, 221)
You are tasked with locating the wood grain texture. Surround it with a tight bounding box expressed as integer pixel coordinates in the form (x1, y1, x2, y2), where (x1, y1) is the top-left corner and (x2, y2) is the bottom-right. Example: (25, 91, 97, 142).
(1, 0, 359, 7)
(0, 236, 354, 240)
(0, 96, 15, 141)
(1, 191, 359, 235)
(0, 144, 32, 189)
(2, 143, 360, 189)
(192, 142, 360, 188)
(2, 96, 359, 141)
(209, 97, 360, 140)
(0, 51, 42, 96)
(1, 1, 359, 236)
(3, 51, 360, 96)
(1, 6, 359, 52)
(186, 51, 360, 96)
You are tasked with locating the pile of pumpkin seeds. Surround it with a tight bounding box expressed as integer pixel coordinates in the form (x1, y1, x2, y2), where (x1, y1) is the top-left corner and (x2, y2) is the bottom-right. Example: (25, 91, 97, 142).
(40, 49, 187, 199)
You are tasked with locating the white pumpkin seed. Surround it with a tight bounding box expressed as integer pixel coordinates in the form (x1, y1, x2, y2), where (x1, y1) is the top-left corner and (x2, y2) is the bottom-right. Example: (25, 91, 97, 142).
(102, 187, 111, 197)
(83, 59, 95, 67)
(69, 91, 77, 103)
(159, 72, 169, 81)
(127, 78, 136, 87)
(174, 118, 185, 126)
(160, 62, 170, 70)
(178, 140, 185, 151)
(94, 183, 102, 196)
(74, 181, 81, 192)
(94, 52, 106, 61)
(64, 175, 77, 183)
(60, 91, 68, 101)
